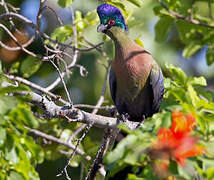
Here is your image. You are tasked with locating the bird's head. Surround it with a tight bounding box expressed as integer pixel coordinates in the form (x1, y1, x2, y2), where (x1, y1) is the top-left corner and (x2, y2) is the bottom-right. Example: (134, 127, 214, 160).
(97, 3, 128, 34)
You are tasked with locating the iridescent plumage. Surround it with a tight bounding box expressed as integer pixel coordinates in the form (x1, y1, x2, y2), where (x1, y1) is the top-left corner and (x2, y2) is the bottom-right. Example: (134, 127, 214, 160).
(97, 3, 164, 121)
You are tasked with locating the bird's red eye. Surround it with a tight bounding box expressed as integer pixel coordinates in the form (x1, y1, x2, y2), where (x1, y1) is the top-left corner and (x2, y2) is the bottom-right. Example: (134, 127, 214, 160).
(107, 19, 116, 26)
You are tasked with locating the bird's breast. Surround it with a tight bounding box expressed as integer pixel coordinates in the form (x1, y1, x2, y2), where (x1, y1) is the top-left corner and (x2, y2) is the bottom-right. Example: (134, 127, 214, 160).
(112, 51, 152, 101)
(113, 51, 152, 86)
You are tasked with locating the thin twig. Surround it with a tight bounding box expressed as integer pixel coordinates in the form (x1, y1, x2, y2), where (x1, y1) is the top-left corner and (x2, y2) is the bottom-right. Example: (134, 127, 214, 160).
(157, 0, 214, 29)
(0, 12, 104, 51)
(42, 6, 63, 25)
(74, 104, 114, 110)
(25, 126, 91, 161)
(1, 0, 16, 30)
(0, 23, 40, 58)
(44, 7, 79, 91)
(5, 74, 68, 104)
(85, 127, 112, 180)
(190, 0, 195, 21)
(208, 0, 214, 21)
(57, 122, 93, 179)
(0, 2, 19, 12)
(49, 60, 73, 105)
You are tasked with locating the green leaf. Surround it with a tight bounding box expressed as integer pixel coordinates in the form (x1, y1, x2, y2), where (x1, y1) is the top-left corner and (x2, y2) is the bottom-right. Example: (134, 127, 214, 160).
(207, 168, 214, 179)
(5, 146, 19, 164)
(0, 96, 17, 115)
(197, 115, 206, 133)
(50, 25, 73, 42)
(20, 56, 42, 78)
(155, 16, 174, 43)
(160, 111, 172, 128)
(153, 6, 171, 17)
(84, 10, 98, 25)
(0, 84, 30, 95)
(135, 38, 144, 47)
(24, 136, 44, 164)
(69, 154, 81, 167)
(75, 11, 85, 31)
(9, 106, 39, 128)
(60, 129, 72, 142)
(195, 87, 214, 102)
(188, 76, 207, 86)
(8, 171, 25, 180)
(127, 0, 142, 7)
(182, 41, 202, 58)
(176, 20, 191, 40)
(105, 134, 138, 165)
(187, 84, 199, 107)
(58, 0, 73, 8)
(165, 64, 187, 84)
(0, 127, 6, 147)
(127, 174, 144, 180)
(206, 46, 214, 66)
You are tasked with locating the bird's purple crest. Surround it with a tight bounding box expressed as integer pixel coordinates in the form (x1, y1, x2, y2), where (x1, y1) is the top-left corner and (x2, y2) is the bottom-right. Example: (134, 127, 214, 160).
(97, 3, 128, 31)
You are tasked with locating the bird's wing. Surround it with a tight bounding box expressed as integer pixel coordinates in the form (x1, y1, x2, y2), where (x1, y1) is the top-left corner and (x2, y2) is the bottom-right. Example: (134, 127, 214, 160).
(109, 68, 117, 104)
(149, 64, 164, 113)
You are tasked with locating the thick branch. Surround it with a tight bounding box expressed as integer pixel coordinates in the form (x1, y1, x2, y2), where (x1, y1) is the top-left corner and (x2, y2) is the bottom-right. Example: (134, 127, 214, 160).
(17, 91, 139, 130)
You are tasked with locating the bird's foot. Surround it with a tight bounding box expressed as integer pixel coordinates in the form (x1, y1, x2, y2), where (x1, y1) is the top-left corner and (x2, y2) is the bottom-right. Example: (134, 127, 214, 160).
(120, 113, 130, 122)
(136, 115, 146, 128)
(109, 106, 118, 117)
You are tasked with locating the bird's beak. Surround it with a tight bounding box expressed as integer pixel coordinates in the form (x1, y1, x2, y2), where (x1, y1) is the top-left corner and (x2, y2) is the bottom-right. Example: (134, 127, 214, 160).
(97, 24, 108, 33)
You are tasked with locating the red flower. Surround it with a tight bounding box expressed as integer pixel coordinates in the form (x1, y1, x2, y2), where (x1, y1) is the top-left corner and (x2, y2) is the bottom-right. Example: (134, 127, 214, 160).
(151, 110, 204, 167)
(171, 110, 196, 138)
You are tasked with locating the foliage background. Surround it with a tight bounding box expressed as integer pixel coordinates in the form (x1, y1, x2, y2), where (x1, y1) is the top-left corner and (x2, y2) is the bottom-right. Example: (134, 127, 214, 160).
(0, 0, 214, 179)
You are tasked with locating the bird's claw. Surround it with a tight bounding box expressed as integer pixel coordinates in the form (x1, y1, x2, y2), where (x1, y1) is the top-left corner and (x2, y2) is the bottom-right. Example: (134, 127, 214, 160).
(120, 113, 130, 122)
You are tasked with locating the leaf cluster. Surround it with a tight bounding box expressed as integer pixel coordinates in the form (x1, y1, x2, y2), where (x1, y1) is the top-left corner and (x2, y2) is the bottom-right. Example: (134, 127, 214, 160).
(104, 64, 214, 179)
(154, 0, 214, 65)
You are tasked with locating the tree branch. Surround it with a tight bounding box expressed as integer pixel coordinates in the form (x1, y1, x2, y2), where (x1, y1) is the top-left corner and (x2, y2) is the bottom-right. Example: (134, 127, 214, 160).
(16, 91, 140, 130)
(157, 0, 214, 29)
(5, 74, 68, 104)
(25, 126, 91, 161)
(0, 12, 104, 52)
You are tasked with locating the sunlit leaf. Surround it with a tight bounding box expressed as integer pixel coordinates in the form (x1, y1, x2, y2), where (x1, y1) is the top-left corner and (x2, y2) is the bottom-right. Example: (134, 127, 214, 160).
(0, 96, 17, 115)
(5, 146, 19, 164)
(135, 38, 144, 47)
(127, 174, 144, 180)
(58, 0, 73, 8)
(0, 127, 6, 147)
(187, 84, 199, 107)
(50, 25, 73, 42)
(127, 0, 142, 7)
(9, 107, 39, 128)
(188, 76, 207, 86)
(105, 134, 138, 165)
(166, 64, 187, 84)
(207, 168, 214, 179)
(182, 41, 202, 58)
(8, 171, 25, 180)
(20, 56, 42, 78)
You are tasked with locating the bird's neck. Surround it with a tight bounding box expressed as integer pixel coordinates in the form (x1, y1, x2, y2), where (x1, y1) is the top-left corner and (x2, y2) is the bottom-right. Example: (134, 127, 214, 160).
(106, 27, 136, 58)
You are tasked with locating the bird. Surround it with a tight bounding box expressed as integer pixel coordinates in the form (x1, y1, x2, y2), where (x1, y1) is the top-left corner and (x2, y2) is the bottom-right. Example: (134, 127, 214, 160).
(97, 3, 164, 122)
(96, 5, 164, 179)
